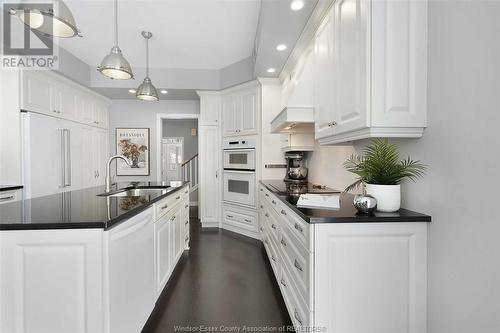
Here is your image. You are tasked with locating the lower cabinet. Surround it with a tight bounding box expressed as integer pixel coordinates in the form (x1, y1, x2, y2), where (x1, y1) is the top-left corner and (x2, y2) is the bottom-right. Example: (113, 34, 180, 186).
(222, 203, 259, 239)
(0, 185, 190, 333)
(259, 184, 428, 333)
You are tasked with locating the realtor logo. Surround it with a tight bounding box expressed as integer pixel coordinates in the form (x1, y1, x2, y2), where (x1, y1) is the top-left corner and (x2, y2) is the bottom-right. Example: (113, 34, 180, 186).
(1, 2, 59, 69)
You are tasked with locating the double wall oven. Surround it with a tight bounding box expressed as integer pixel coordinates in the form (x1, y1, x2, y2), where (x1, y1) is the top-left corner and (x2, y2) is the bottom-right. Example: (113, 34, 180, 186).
(223, 138, 256, 207)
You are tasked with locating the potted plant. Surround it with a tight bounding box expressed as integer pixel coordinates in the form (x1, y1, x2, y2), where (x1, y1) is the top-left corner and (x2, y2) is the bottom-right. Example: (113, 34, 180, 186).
(343, 139, 426, 212)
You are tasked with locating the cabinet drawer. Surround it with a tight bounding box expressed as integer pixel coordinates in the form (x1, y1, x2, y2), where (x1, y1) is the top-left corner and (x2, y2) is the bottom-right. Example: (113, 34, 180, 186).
(263, 228, 280, 276)
(155, 192, 183, 220)
(280, 261, 310, 330)
(280, 222, 311, 306)
(276, 201, 310, 250)
(0, 189, 21, 205)
(223, 204, 258, 232)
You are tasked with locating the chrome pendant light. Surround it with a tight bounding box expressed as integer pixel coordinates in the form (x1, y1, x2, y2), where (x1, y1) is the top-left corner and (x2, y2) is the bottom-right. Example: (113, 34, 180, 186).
(136, 31, 159, 101)
(97, 0, 133, 80)
(9, 0, 81, 38)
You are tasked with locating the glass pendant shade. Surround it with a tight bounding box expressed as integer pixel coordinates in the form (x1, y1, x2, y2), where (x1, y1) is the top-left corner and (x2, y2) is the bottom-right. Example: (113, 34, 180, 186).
(97, 0, 133, 80)
(10, 0, 81, 38)
(98, 46, 134, 80)
(136, 77, 159, 101)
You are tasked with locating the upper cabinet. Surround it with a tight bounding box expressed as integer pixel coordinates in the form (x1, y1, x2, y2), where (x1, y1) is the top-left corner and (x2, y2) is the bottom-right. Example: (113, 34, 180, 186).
(221, 81, 260, 137)
(198, 92, 220, 126)
(314, 0, 427, 145)
(20, 71, 109, 129)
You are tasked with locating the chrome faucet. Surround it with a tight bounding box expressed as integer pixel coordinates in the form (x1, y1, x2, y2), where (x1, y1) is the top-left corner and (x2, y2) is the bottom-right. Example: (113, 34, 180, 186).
(105, 155, 132, 192)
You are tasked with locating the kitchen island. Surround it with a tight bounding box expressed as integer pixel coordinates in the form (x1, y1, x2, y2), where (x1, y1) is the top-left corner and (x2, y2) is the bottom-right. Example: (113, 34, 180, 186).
(259, 180, 431, 333)
(0, 182, 190, 333)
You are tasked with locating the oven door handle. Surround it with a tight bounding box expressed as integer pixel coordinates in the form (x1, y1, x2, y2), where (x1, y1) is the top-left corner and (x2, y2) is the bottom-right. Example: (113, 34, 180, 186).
(223, 169, 256, 174)
(223, 148, 256, 152)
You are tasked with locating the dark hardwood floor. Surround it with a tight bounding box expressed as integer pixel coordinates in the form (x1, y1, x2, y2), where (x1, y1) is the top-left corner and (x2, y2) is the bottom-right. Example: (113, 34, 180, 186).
(142, 210, 292, 332)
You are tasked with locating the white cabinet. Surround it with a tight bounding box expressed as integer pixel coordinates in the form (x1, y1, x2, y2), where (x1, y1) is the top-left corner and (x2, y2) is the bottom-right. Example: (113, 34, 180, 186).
(21, 70, 54, 116)
(20, 71, 110, 129)
(258, 184, 428, 332)
(0, 229, 104, 333)
(0, 189, 22, 204)
(198, 92, 220, 126)
(314, 0, 427, 144)
(221, 81, 259, 137)
(280, 133, 315, 152)
(198, 125, 220, 227)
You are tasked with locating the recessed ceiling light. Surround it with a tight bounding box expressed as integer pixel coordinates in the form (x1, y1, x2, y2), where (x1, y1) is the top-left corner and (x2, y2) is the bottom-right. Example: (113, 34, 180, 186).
(290, 0, 304, 11)
(160, 90, 168, 94)
(276, 44, 287, 51)
(128, 89, 136, 94)
(267, 68, 276, 73)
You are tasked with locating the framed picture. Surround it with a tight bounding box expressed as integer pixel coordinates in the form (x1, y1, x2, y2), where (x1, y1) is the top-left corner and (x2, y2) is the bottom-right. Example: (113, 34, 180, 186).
(116, 128, 150, 176)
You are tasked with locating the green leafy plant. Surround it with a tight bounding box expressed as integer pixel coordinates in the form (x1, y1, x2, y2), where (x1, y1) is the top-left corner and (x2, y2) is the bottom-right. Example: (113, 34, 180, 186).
(343, 139, 426, 192)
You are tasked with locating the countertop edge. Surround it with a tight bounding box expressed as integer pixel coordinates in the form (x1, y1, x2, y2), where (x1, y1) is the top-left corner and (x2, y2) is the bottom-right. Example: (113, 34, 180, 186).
(0, 185, 24, 192)
(259, 180, 432, 224)
(0, 183, 190, 231)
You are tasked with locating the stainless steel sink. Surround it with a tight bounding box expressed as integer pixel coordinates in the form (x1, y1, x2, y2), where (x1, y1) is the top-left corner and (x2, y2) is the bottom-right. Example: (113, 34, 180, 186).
(98, 188, 168, 197)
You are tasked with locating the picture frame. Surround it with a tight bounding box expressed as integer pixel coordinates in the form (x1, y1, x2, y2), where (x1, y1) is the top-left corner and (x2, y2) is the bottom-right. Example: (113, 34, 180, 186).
(115, 128, 150, 176)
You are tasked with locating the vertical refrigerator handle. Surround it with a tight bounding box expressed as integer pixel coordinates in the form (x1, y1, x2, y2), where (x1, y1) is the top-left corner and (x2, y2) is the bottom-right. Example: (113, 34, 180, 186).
(60, 129, 66, 188)
(65, 129, 71, 187)
(60, 129, 71, 188)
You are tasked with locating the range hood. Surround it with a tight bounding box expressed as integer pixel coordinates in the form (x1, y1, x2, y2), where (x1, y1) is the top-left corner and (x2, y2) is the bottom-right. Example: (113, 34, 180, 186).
(270, 46, 315, 134)
(270, 106, 314, 133)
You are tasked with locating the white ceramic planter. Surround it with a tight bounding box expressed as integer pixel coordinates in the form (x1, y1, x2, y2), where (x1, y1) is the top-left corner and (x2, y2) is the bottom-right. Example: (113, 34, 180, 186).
(365, 184, 401, 212)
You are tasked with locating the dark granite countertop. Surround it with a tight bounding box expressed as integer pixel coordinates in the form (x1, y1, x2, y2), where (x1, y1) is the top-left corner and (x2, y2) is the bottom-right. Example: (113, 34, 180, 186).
(260, 180, 431, 224)
(0, 185, 23, 192)
(0, 182, 189, 231)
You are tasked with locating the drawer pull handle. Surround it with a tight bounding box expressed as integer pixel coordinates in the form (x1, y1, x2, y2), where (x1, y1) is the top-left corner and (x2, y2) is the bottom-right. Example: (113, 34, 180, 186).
(294, 309, 303, 325)
(280, 209, 286, 215)
(281, 238, 287, 247)
(294, 259, 303, 272)
(170, 215, 176, 221)
(265, 213, 269, 218)
(271, 255, 276, 262)
(271, 224, 276, 230)
(0, 195, 14, 201)
(185, 204, 189, 208)
(226, 214, 234, 219)
(184, 190, 188, 194)
(272, 200, 276, 204)
(265, 193, 269, 197)
(260, 188, 263, 192)
(260, 227, 264, 232)
(176, 196, 181, 200)
(244, 219, 252, 223)
(280, 278, 287, 288)
(161, 204, 168, 210)
(185, 220, 189, 225)
(260, 205, 263, 209)
(294, 223, 303, 233)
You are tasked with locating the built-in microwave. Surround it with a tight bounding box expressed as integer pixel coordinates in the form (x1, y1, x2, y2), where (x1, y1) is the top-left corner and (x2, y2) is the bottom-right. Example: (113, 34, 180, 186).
(223, 170, 256, 207)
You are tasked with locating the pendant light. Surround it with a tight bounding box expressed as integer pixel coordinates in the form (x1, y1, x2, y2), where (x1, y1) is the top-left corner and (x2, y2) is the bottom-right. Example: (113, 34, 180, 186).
(9, 0, 81, 38)
(97, 0, 133, 80)
(135, 31, 159, 101)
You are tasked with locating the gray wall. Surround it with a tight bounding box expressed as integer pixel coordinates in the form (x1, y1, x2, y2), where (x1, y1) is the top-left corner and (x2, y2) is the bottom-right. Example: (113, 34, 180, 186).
(108, 99, 200, 183)
(308, 1, 500, 332)
(162, 119, 199, 160)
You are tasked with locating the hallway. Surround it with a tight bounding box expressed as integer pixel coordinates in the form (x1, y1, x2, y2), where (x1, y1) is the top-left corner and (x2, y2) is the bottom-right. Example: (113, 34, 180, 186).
(142, 213, 292, 332)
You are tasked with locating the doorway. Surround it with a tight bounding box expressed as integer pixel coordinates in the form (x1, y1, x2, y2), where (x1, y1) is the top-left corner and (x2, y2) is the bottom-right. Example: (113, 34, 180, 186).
(161, 137, 184, 182)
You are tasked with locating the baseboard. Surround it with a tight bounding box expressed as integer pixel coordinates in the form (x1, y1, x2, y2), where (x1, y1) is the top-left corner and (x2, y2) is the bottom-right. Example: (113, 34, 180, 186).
(222, 223, 260, 240)
(201, 221, 219, 228)
(189, 201, 198, 206)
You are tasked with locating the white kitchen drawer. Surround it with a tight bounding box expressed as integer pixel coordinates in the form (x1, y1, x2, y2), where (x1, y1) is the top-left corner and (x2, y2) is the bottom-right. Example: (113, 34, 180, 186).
(222, 204, 258, 232)
(276, 200, 311, 250)
(155, 190, 183, 220)
(280, 261, 311, 330)
(0, 189, 22, 205)
(280, 220, 311, 307)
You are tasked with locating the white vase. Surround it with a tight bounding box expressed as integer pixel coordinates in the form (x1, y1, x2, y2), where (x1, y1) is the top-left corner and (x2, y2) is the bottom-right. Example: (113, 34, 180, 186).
(365, 184, 401, 212)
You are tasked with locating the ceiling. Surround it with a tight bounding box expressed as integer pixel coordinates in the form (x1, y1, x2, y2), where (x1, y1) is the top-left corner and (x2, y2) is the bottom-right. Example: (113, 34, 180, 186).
(46, 0, 321, 99)
(59, 0, 261, 70)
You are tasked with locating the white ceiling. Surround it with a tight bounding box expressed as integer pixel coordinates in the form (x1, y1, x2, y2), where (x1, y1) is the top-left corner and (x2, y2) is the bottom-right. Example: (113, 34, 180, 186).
(59, 0, 261, 70)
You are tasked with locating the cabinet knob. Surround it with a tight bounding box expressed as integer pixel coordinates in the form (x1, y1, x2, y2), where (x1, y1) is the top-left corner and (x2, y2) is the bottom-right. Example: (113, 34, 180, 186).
(280, 209, 286, 215)
(271, 224, 276, 230)
(328, 121, 338, 127)
(281, 238, 287, 247)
